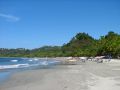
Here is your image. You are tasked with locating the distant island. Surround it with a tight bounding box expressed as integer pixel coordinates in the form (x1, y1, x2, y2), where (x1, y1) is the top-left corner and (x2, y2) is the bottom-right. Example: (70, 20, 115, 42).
(0, 31, 120, 58)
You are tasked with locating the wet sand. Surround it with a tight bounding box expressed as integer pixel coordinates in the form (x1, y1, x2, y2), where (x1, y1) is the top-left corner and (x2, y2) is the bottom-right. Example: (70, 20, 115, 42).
(0, 60, 120, 90)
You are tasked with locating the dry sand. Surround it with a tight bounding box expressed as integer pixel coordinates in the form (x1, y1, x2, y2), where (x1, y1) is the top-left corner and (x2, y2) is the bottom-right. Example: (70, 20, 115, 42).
(0, 59, 120, 90)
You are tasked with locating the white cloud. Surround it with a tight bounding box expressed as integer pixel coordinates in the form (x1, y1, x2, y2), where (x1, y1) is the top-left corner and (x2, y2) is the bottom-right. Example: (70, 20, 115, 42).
(0, 13, 20, 22)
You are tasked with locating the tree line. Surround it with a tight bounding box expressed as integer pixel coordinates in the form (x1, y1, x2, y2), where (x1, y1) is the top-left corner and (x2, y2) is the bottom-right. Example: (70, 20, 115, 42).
(0, 31, 120, 58)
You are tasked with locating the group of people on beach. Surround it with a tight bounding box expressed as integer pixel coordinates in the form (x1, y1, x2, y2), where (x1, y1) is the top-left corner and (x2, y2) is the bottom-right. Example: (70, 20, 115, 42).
(65, 55, 112, 64)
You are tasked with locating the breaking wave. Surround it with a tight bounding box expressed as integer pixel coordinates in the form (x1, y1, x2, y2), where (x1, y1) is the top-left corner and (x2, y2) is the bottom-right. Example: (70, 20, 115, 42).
(0, 64, 29, 69)
(0, 58, 60, 70)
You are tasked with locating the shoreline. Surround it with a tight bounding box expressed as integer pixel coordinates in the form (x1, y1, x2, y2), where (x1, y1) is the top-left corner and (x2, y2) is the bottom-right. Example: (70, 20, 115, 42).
(0, 60, 120, 90)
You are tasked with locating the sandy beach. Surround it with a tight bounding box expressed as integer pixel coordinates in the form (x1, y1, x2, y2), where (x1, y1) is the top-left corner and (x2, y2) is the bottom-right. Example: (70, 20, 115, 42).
(0, 59, 120, 90)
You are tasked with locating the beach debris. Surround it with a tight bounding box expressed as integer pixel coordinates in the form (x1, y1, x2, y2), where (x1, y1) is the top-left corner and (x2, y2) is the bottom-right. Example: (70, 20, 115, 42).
(79, 57, 88, 62)
(94, 56, 105, 63)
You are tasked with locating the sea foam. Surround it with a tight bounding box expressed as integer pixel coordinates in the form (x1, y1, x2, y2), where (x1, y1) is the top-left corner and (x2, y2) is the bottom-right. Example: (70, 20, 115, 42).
(0, 64, 29, 70)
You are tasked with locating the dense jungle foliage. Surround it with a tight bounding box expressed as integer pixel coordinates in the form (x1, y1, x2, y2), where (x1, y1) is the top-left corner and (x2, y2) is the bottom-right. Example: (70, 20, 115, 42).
(0, 31, 120, 58)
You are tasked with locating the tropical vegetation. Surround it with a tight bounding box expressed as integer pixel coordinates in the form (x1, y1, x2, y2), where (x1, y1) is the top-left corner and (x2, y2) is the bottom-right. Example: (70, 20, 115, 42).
(0, 31, 120, 58)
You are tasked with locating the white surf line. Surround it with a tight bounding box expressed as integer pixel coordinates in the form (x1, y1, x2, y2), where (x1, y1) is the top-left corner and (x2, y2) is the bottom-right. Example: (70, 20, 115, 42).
(87, 72, 120, 90)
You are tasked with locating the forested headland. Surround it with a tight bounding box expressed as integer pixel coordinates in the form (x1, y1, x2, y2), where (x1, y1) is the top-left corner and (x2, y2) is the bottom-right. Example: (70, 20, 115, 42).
(0, 31, 120, 58)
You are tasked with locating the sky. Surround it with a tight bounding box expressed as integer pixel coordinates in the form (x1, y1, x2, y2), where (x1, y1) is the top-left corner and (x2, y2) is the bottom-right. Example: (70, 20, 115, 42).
(0, 0, 120, 49)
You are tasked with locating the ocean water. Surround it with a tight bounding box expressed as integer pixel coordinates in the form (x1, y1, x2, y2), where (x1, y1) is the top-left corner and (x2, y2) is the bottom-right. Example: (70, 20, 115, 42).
(0, 57, 60, 83)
